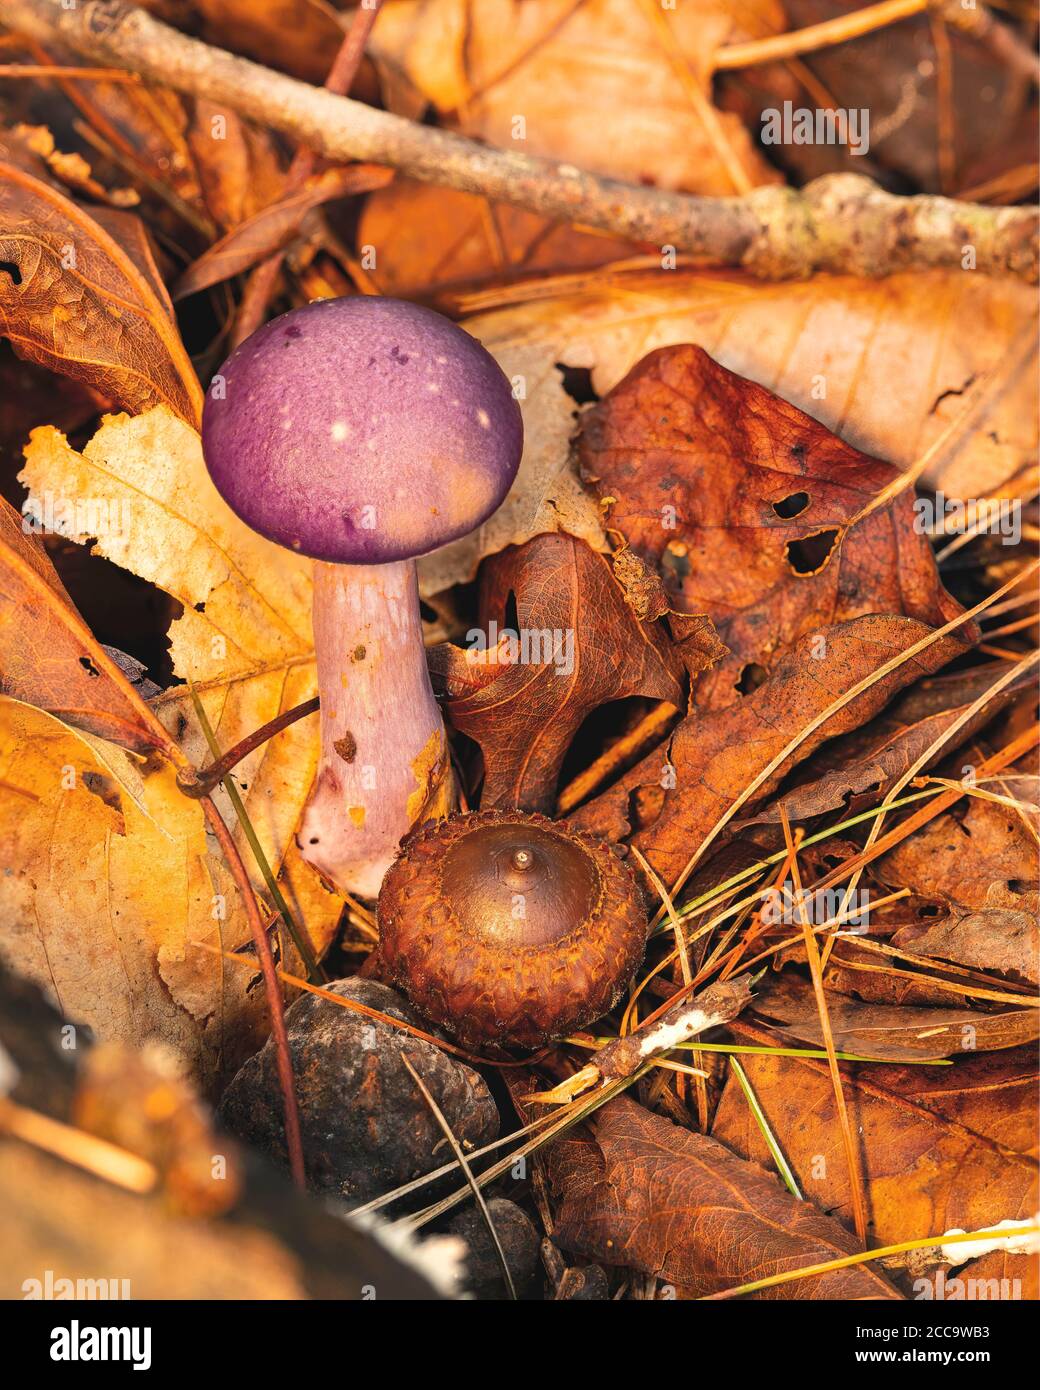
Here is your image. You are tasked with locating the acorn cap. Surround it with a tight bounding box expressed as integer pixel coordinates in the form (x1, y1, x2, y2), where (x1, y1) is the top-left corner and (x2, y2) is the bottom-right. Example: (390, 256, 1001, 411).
(376, 810, 649, 1049)
(201, 297, 523, 564)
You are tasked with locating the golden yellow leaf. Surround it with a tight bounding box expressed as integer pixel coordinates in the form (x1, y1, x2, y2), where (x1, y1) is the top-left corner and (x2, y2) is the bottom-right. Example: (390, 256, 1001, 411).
(0, 700, 269, 1084)
(17, 411, 341, 1051)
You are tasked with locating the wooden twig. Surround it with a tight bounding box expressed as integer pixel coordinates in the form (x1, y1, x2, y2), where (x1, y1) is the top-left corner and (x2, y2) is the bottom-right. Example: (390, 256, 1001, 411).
(199, 794, 306, 1188)
(938, 0, 1040, 88)
(231, 0, 385, 347)
(714, 0, 1039, 90)
(3, 0, 1036, 281)
(714, 0, 927, 69)
(176, 696, 318, 799)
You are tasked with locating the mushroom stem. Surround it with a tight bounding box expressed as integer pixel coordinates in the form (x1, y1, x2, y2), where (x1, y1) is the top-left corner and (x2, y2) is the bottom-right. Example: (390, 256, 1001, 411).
(298, 559, 456, 899)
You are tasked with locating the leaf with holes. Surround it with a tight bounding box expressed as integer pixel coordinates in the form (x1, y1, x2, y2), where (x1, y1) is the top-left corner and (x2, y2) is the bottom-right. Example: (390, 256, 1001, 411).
(578, 344, 968, 710)
(18, 407, 342, 974)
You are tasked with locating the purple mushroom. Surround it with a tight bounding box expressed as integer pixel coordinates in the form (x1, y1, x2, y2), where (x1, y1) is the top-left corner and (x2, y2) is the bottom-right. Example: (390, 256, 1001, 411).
(201, 296, 523, 897)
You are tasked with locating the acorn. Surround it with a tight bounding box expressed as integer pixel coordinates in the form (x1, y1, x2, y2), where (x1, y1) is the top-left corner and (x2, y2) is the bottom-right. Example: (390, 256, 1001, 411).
(376, 810, 649, 1049)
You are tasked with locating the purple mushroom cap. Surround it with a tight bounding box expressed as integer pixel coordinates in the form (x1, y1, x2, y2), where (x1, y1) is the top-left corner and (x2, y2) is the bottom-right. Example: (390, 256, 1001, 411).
(201, 297, 524, 564)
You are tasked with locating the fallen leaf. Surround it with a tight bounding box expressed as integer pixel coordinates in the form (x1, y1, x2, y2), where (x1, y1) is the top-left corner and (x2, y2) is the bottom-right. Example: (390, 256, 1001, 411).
(186, 99, 287, 232)
(738, 662, 1034, 827)
(876, 792, 1040, 915)
(549, 1094, 902, 1298)
(570, 614, 974, 888)
(429, 533, 721, 812)
(195, 0, 351, 86)
(578, 343, 967, 708)
(0, 699, 268, 1084)
(18, 408, 341, 971)
(173, 164, 394, 299)
(0, 496, 159, 753)
(752, 972, 1039, 1061)
(357, 177, 636, 298)
(371, 0, 784, 194)
(0, 144, 202, 424)
(712, 1042, 1039, 1298)
(891, 909, 1039, 987)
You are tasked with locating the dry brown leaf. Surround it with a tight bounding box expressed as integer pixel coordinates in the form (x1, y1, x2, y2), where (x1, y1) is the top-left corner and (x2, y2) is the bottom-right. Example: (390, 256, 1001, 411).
(549, 1094, 902, 1298)
(891, 909, 1039, 987)
(876, 792, 1040, 915)
(578, 343, 966, 709)
(174, 164, 393, 299)
(357, 177, 635, 298)
(194, 0, 350, 86)
(712, 1044, 1039, 1298)
(0, 148, 202, 425)
(370, 0, 784, 194)
(739, 663, 1034, 827)
(429, 533, 721, 812)
(753, 973, 1039, 1061)
(186, 99, 287, 232)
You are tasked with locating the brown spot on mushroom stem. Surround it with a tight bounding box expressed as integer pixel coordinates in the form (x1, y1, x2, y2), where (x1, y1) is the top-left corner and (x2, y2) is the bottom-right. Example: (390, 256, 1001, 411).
(352, 645, 366, 662)
(333, 733, 357, 764)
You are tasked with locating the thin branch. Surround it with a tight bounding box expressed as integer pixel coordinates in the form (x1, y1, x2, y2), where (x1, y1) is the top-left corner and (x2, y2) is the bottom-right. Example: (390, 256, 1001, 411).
(199, 794, 306, 1188)
(714, 0, 927, 70)
(938, 0, 1040, 88)
(232, 0, 385, 347)
(4, 0, 1035, 281)
(715, 0, 1039, 89)
(176, 696, 318, 798)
